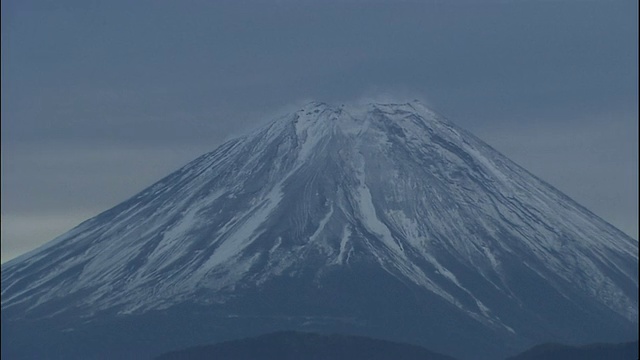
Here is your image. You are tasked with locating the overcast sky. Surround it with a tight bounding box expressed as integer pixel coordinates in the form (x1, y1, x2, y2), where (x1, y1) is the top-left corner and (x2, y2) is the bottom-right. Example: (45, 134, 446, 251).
(1, 0, 637, 263)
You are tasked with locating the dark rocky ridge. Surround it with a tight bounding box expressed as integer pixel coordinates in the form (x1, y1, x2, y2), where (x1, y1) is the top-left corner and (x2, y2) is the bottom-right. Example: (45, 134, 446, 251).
(506, 340, 638, 360)
(154, 331, 458, 360)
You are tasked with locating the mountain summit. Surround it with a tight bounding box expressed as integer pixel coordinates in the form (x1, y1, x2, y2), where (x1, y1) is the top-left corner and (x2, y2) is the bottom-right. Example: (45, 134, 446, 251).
(2, 102, 637, 360)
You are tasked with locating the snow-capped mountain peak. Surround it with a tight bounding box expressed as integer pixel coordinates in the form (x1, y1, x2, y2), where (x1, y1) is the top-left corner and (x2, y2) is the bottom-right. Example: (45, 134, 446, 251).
(2, 102, 637, 360)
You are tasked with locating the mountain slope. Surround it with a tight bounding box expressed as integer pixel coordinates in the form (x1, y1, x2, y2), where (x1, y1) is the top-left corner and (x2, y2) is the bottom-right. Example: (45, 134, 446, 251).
(2, 101, 637, 360)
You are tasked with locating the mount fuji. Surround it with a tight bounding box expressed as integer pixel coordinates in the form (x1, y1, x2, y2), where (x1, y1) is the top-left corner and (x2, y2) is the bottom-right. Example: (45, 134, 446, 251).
(2, 101, 637, 360)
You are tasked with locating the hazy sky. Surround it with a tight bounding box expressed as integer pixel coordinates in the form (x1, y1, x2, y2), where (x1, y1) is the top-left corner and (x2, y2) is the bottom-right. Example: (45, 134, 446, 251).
(1, 0, 638, 263)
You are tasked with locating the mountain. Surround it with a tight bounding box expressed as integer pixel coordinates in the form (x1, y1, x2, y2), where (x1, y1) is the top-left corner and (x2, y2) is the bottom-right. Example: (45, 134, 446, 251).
(153, 331, 458, 360)
(505, 340, 638, 360)
(1, 101, 637, 360)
